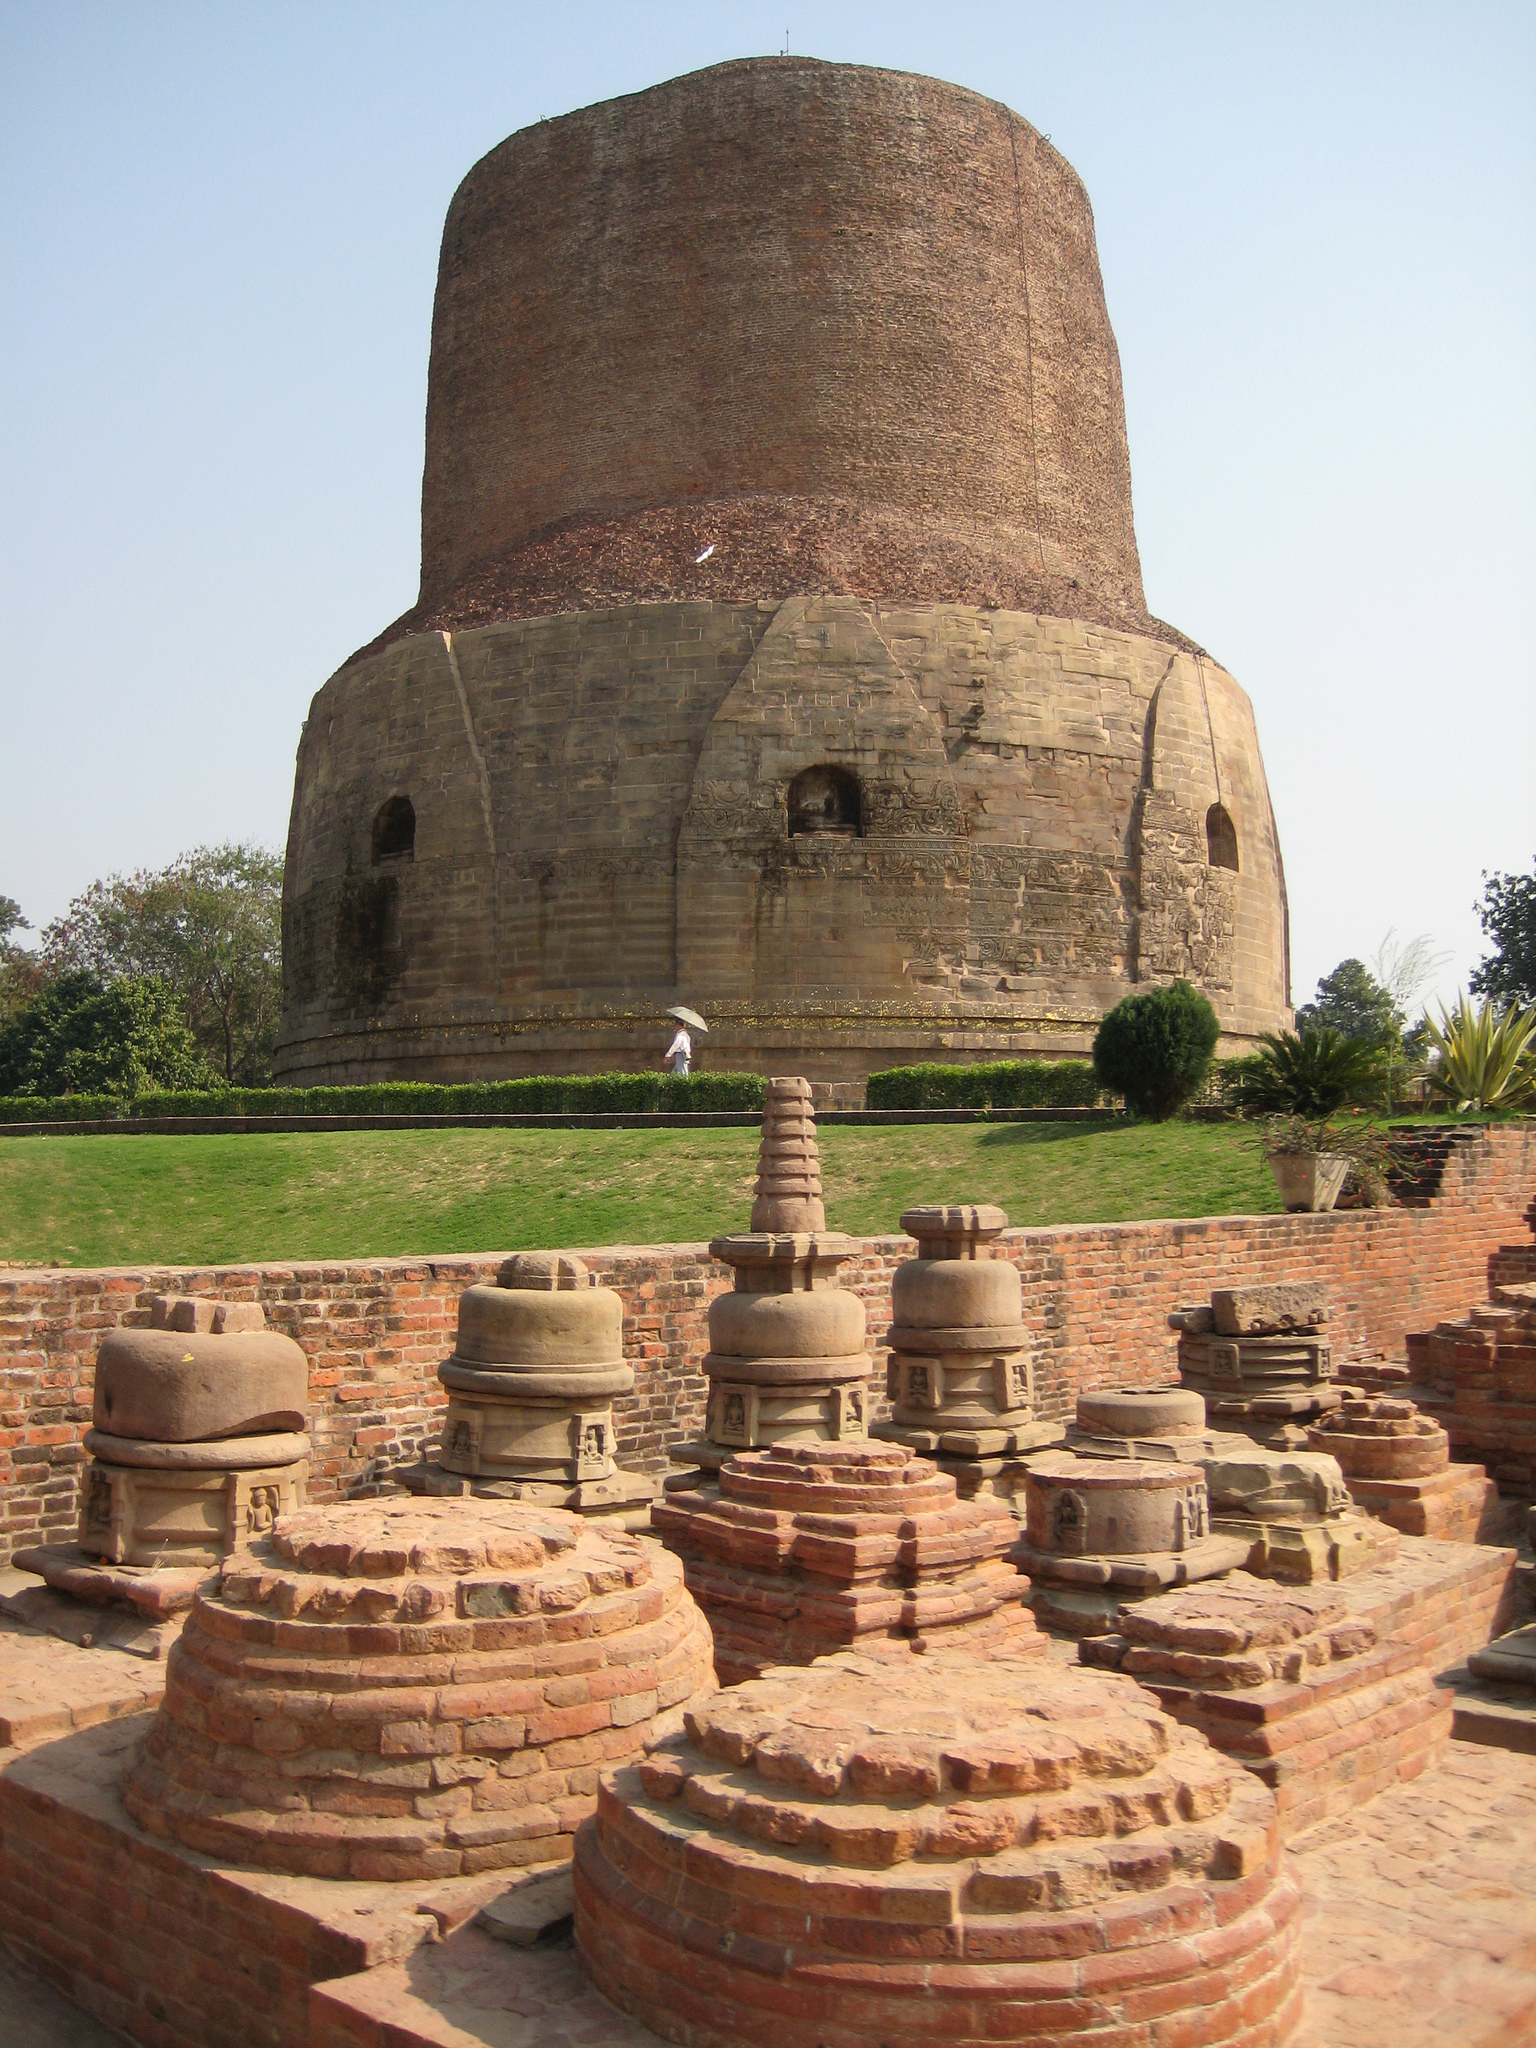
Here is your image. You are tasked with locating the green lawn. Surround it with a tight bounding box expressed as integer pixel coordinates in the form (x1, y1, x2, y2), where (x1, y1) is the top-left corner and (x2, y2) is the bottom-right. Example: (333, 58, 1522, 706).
(0, 1121, 1283, 1268)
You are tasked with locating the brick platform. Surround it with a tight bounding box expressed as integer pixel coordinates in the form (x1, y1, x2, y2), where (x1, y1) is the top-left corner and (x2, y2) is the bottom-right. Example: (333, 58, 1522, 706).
(1081, 1573, 1452, 1837)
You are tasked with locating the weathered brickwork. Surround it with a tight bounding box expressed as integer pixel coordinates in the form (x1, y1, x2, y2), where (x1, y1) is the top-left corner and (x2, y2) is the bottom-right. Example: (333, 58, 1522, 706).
(275, 59, 1293, 1090)
(3, 1124, 1530, 1567)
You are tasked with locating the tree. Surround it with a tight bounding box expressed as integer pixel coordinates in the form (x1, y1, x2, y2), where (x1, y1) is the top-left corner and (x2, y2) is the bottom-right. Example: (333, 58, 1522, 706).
(1470, 861, 1536, 1009)
(1295, 959, 1401, 1051)
(1092, 980, 1220, 1120)
(42, 844, 282, 1084)
(0, 971, 216, 1098)
(0, 895, 45, 1023)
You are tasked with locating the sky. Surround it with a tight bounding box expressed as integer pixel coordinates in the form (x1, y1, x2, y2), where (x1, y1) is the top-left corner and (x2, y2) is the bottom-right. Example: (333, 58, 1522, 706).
(2, 1, 1532, 1021)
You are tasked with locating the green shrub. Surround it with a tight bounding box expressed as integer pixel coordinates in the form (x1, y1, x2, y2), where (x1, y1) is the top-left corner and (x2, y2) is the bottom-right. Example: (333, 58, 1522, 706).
(863, 1059, 1102, 1111)
(1423, 996, 1536, 1112)
(0, 1072, 767, 1124)
(1233, 1028, 1386, 1117)
(1092, 981, 1220, 1121)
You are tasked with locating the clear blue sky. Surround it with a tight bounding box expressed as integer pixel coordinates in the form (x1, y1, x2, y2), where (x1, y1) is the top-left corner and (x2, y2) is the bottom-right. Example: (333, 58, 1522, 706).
(2, 1, 1532, 1018)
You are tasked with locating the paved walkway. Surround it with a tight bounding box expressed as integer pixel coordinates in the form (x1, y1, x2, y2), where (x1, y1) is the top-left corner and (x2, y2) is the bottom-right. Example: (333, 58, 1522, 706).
(1291, 1740, 1536, 2046)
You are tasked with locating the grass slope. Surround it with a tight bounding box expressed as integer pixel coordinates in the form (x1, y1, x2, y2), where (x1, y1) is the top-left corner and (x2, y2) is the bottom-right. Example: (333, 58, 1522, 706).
(0, 1122, 1282, 1269)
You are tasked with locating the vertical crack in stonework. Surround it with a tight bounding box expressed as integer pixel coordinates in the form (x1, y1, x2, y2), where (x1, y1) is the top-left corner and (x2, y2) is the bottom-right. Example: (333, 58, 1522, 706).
(442, 629, 502, 975)
(1006, 113, 1046, 570)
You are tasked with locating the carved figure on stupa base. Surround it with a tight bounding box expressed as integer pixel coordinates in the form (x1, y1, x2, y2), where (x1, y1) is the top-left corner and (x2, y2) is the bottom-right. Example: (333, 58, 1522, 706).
(667, 1078, 869, 1491)
(403, 1250, 656, 1527)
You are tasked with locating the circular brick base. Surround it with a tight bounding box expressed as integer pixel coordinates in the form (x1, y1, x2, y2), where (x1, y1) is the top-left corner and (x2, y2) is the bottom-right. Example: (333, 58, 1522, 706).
(122, 1497, 714, 1880)
(576, 1652, 1302, 2047)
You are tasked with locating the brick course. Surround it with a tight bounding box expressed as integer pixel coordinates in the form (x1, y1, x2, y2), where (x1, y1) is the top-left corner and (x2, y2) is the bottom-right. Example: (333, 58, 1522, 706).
(3, 1123, 1531, 1568)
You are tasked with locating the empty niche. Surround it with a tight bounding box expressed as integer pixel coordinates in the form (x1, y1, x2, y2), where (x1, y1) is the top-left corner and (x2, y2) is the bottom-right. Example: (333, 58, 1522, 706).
(1206, 803, 1239, 872)
(372, 795, 416, 863)
(788, 765, 862, 837)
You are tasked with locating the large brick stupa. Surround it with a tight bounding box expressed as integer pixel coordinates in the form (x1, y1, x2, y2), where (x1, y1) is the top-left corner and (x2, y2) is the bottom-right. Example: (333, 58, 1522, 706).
(275, 58, 1291, 1091)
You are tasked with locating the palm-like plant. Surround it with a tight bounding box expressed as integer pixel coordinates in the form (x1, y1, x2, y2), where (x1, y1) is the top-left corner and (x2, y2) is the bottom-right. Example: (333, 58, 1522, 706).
(1422, 996, 1536, 1112)
(1234, 1026, 1385, 1117)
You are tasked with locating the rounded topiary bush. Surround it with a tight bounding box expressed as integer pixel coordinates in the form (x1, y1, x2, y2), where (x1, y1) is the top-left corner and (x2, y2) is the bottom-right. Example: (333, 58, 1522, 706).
(1092, 979, 1220, 1120)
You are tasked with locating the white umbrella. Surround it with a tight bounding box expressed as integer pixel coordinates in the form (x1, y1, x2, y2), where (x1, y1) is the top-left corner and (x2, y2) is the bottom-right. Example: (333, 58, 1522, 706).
(667, 1005, 709, 1033)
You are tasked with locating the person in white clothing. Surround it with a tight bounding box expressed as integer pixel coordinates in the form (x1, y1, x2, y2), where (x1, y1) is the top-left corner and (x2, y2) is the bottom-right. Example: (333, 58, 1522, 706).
(664, 1025, 692, 1077)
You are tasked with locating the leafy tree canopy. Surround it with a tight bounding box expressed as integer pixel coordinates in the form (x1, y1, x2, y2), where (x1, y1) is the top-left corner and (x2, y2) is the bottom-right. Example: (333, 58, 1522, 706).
(0, 971, 217, 1098)
(1296, 958, 1402, 1051)
(1469, 861, 1536, 1009)
(0, 894, 43, 1024)
(42, 844, 282, 1084)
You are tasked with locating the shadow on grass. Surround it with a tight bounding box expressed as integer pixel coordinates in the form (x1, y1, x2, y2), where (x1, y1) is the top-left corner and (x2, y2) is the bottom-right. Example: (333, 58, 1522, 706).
(975, 1117, 1146, 1149)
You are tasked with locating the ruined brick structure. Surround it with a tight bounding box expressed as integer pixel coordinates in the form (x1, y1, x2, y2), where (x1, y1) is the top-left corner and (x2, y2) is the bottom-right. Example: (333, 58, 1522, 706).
(275, 58, 1291, 1089)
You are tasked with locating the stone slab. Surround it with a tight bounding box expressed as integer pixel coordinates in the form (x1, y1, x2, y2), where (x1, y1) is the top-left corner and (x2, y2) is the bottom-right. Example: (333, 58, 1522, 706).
(0, 1617, 162, 1751)
(474, 1865, 575, 1946)
(0, 1572, 179, 1663)
(10, 1544, 214, 1618)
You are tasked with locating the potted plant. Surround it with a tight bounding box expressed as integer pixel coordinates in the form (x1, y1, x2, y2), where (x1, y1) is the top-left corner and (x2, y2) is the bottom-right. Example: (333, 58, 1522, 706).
(1257, 1114, 1397, 1214)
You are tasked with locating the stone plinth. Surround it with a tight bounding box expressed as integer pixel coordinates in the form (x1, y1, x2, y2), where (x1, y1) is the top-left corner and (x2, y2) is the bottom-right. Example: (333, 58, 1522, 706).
(1307, 1395, 1514, 1544)
(1406, 1288, 1536, 1495)
(1174, 1283, 1345, 1449)
(651, 1439, 1042, 1682)
(873, 1203, 1055, 1503)
(669, 1079, 868, 1487)
(574, 1652, 1302, 2048)
(1200, 1445, 1399, 1584)
(72, 1294, 310, 1573)
(1064, 1382, 1225, 1461)
(122, 1496, 714, 1880)
(403, 1252, 654, 1525)
(1016, 1454, 1251, 1634)
(1081, 1573, 1452, 1836)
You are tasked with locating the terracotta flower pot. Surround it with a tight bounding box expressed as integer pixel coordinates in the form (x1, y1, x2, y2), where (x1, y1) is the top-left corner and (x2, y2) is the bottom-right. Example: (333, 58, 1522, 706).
(1267, 1149, 1350, 1213)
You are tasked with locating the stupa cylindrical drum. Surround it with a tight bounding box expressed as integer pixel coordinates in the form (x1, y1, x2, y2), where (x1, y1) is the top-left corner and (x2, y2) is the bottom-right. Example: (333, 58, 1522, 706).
(438, 1252, 630, 1485)
(274, 57, 1292, 1094)
(79, 1296, 309, 1568)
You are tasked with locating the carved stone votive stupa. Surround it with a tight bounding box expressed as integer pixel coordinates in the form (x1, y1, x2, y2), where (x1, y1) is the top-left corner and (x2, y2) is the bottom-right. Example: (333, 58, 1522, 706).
(667, 1077, 868, 1489)
(406, 1251, 655, 1526)
(576, 1653, 1302, 2048)
(873, 1203, 1055, 1505)
(76, 1294, 310, 1570)
(652, 1438, 1044, 1683)
(1199, 1444, 1398, 1583)
(1064, 1383, 1225, 1462)
(1307, 1393, 1515, 1543)
(1015, 1454, 1251, 1635)
(1173, 1283, 1347, 1449)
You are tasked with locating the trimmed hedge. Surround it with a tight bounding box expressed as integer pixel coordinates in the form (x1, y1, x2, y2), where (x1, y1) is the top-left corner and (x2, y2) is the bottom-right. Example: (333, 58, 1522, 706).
(864, 1059, 1104, 1111)
(0, 1071, 767, 1124)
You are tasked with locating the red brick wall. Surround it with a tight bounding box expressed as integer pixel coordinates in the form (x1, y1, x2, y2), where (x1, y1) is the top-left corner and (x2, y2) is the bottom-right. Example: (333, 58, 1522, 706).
(2, 1125, 1531, 1567)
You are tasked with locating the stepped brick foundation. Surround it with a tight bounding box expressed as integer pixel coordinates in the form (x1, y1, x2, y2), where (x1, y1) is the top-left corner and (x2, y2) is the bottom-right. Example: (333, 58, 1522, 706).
(122, 1497, 714, 1880)
(652, 1438, 1042, 1681)
(3, 1121, 1532, 1569)
(1308, 1393, 1515, 1543)
(1407, 1283, 1536, 1493)
(575, 1652, 1302, 2048)
(1082, 1572, 1452, 1836)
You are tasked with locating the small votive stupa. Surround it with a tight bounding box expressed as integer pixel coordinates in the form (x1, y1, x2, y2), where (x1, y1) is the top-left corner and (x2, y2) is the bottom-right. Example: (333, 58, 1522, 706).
(1064, 1382, 1224, 1462)
(667, 1077, 868, 1488)
(123, 1496, 714, 1880)
(406, 1251, 655, 1526)
(1173, 1283, 1346, 1448)
(576, 1653, 1302, 2048)
(1308, 1392, 1515, 1543)
(1015, 1453, 1251, 1634)
(1200, 1444, 1398, 1583)
(651, 1438, 1043, 1683)
(873, 1203, 1054, 1503)
(77, 1294, 310, 1570)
